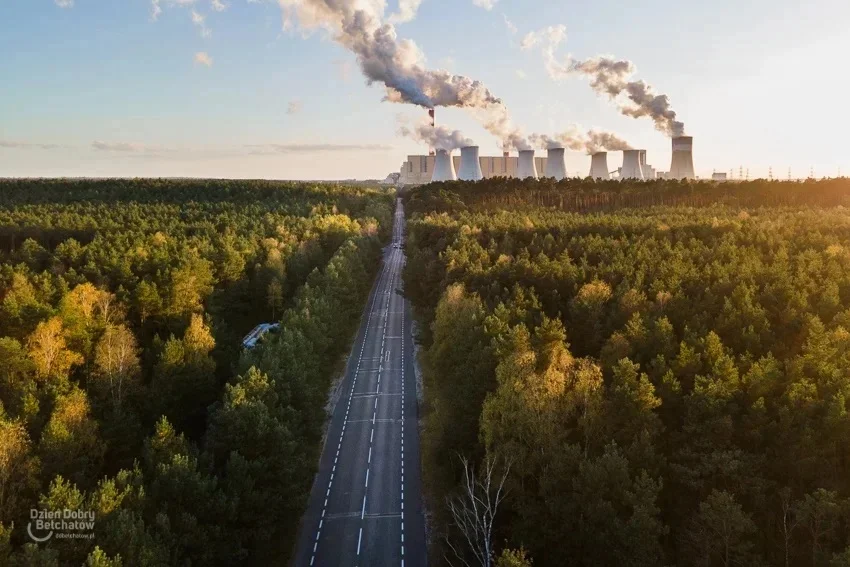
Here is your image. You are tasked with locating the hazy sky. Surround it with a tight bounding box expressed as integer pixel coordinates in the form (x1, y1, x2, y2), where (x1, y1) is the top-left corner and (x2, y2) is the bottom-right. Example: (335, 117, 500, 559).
(1, 0, 849, 179)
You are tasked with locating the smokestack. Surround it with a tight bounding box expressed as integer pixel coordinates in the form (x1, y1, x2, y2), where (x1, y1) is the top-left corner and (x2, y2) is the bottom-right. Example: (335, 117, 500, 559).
(428, 109, 436, 156)
(458, 146, 484, 181)
(669, 136, 695, 180)
(431, 149, 457, 182)
(518, 150, 538, 179)
(621, 150, 645, 180)
(545, 148, 567, 180)
(589, 152, 610, 180)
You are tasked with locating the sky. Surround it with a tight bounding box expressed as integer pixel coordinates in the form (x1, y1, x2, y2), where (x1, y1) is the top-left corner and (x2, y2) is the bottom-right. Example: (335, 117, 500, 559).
(1, 0, 849, 180)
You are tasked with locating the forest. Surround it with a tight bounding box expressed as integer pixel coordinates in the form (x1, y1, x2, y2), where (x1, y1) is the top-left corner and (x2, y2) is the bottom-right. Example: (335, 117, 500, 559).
(0, 178, 393, 565)
(404, 177, 850, 567)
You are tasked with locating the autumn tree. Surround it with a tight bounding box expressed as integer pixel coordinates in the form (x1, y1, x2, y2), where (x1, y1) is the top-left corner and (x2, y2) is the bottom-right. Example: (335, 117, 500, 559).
(39, 388, 105, 489)
(93, 324, 141, 411)
(0, 412, 40, 523)
(26, 317, 83, 386)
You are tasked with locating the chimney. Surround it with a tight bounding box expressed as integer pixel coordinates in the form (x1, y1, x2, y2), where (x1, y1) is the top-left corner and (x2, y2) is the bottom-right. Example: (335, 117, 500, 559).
(517, 150, 538, 179)
(428, 108, 436, 156)
(669, 136, 695, 180)
(458, 146, 484, 181)
(589, 152, 610, 180)
(545, 148, 567, 180)
(621, 149, 645, 180)
(431, 149, 457, 182)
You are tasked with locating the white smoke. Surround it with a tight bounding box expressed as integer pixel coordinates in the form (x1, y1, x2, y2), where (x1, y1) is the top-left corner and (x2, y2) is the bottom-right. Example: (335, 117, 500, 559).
(276, 0, 529, 149)
(520, 25, 569, 78)
(521, 25, 685, 137)
(388, 0, 423, 23)
(398, 119, 473, 152)
(570, 57, 685, 137)
(529, 126, 632, 154)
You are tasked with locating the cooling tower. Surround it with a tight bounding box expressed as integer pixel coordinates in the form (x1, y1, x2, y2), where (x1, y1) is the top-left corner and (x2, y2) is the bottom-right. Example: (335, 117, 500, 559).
(589, 152, 610, 180)
(621, 150, 645, 180)
(431, 149, 456, 182)
(545, 148, 567, 180)
(644, 165, 657, 180)
(518, 150, 538, 179)
(458, 146, 483, 181)
(669, 136, 695, 180)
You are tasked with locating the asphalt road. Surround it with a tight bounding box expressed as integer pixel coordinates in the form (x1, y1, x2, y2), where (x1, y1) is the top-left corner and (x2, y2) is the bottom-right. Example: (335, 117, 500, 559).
(293, 198, 427, 567)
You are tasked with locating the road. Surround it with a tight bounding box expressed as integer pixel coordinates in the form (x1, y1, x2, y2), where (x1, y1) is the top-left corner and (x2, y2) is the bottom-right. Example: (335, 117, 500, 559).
(293, 198, 427, 567)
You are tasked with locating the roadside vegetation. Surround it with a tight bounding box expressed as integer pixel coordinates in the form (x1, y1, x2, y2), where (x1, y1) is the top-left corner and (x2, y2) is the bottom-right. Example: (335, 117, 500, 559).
(0, 179, 392, 565)
(405, 177, 850, 566)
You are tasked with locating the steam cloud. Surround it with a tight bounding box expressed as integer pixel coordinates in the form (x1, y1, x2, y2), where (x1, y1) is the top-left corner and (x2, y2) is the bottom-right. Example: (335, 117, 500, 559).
(521, 26, 685, 137)
(398, 119, 473, 152)
(529, 127, 632, 154)
(570, 58, 685, 137)
(278, 0, 531, 150)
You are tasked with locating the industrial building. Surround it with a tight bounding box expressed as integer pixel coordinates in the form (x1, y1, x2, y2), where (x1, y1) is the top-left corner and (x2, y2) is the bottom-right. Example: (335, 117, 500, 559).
(398, 137, 697, 185)
(400, 150, 549, 184)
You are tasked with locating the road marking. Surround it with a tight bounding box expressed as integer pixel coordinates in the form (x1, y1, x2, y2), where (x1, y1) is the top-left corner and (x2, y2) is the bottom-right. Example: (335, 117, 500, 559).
(308, 248, 394, 566)
(361, 495, 367, 519)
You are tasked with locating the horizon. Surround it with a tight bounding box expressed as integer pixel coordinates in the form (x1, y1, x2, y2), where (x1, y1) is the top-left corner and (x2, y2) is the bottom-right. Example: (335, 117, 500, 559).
(2, 0, 849, 179)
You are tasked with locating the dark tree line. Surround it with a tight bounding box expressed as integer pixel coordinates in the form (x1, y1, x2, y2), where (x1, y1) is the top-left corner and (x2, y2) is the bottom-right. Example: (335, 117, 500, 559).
(0, 179, 393, 565)
(405, 178, 850, 566)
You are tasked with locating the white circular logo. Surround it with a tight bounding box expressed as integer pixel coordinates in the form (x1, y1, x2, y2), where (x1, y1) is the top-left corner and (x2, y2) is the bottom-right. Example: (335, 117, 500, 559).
(27, 522, 53, 543)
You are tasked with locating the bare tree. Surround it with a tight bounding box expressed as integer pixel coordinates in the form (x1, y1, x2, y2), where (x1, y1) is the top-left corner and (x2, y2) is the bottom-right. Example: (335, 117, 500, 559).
(445, 455, 512, 567)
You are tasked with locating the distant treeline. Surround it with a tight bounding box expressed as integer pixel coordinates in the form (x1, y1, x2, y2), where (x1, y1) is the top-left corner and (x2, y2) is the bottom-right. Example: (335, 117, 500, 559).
(413, 177, 850, 214)
(405, 178, 850, 567)
(0, 179, 393, 565)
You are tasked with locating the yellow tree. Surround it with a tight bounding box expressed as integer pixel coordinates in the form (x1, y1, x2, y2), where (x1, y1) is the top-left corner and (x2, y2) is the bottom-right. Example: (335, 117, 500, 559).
(39, 388, 105, 489)
(0, 415, 40, 521)
(94, 324, 141, 410)
(26, 317, 83, 383)
(183, 313, 215, 370)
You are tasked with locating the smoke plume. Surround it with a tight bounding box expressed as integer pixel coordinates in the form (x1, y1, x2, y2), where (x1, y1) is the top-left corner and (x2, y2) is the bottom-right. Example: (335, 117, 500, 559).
(520, 25, 685, 137)
(278, 0, 529, 149)
(570, 57, 685, 137)
(398, 119, 473, 152)
(585, 130, 632, 154)
(529, 126, 632, 154)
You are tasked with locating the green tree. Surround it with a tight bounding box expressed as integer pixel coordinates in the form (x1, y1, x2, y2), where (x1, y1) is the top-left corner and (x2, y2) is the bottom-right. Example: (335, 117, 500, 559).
(683, 490, 759, 567)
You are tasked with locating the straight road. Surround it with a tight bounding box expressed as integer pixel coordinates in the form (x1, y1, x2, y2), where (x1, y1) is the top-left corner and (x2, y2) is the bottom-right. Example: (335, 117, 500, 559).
(293, 198, 426, 567)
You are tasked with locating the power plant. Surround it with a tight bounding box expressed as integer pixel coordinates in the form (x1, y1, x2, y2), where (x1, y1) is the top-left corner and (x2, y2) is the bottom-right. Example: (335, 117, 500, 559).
(458, 146, 484, 181)
(431, 149, 457, 182)
(621, 150, 646, 180)
(669, 136, 696, 180)
(589, 152, 611, 180)
(545, 148, 567, 180)
(397, 135, 701, 184)
(518, 150, 538, 180)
